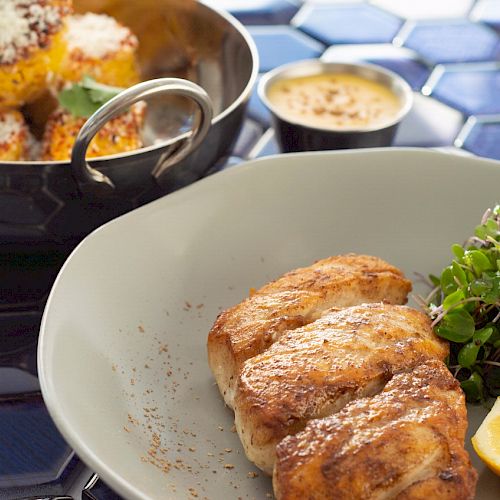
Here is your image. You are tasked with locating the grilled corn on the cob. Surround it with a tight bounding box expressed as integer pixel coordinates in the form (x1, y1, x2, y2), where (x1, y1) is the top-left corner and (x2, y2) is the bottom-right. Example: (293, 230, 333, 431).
(0, 110, 30, 161)
(0, 0, 71, 109)
(41, 103, 145, 161)
(57, 13, 140, 88)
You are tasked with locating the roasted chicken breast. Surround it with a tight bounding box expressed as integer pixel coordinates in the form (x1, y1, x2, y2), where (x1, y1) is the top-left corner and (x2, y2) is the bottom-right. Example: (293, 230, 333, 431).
(234, 303, 448, 474)
(207, 254, 412, 408)
(273, 359, 477, 500)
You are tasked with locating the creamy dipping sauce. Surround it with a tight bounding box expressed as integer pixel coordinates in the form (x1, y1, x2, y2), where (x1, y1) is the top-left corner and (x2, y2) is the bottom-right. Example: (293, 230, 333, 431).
(267, 73, 401, 130)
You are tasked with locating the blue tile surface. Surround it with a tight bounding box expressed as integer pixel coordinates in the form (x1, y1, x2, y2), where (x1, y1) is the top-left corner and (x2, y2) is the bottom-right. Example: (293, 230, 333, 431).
(431, 66, 500, 116)
(251, 130, 281, 158)
(472, 0, 500, 31)
(248, 26, 324, 72)
(403, 20, 500, 64)
(367, 57, 430, 91)
(294, 3, 403, 45)
(461, 119, 500, 160)
(207, 0, 300, 25)
(322, 44, 430, 90)
(5, 1, 500, 499)
(0, 395, 74, 489)
(247, 75, 272, 126)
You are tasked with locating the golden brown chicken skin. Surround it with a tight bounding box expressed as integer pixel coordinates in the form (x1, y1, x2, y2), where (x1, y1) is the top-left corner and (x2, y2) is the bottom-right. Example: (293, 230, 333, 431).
(207, 254, 412, 408)
(234, 304, 448, 474)
(273, 359, 477, 500)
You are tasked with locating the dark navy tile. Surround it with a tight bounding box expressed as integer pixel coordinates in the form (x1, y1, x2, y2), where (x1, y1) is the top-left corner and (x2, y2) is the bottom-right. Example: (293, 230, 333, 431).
(457, 117, 500, 160)
(401, 20, 500, 65)
(0, 368, 40, 396)
(248, 26, 324, 73)
(428, 64, 500, 115)
(206, 0, 300, 25)
(0, 394, 75, 489)
(0, 309, 42, 371)
(83, 474, 122, 500)
(247, 75, 272, 127)
(293, 3, 403, 45)
(471, 0, 500, 32)
(322, 44, 430, 90)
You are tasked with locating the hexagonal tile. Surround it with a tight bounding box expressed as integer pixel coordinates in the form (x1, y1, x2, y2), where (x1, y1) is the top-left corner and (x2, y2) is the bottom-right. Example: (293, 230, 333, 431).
(231, 118, 264, 158)
(399, 20, 500, 64)
(205, 0, 300, 25)
(471, 0, 500, 32)
(293, 3, 403, 45)
(0, 248, 67, 307)
(372, 0, 475, 20)
(250, 129, 281, 158)
(0, 395, 76, 489)
(322, 44, 430, 90)
(425, 64, 500, 115)
(247, 75, 272, 127)
(248, 26, 324, 72)
(1, 368, 40, 396)
(393, 93, 464, 147)
(455, 116, 500, 160)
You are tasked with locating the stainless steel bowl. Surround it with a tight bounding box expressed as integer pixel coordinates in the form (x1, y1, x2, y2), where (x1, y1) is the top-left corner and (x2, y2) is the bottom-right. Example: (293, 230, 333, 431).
(0, 0, 258, 248)
(259, 59, 413, 152)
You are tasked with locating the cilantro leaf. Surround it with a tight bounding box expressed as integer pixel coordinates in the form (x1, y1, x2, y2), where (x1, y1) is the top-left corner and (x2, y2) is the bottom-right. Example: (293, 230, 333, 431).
(57, 76, 124, 118)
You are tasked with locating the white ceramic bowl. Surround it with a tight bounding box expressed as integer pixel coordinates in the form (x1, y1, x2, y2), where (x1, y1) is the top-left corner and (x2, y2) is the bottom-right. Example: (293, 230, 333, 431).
(38, 148, 500, 499)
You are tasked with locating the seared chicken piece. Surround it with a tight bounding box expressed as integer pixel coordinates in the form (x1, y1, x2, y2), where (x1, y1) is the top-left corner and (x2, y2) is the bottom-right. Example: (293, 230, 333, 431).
(273, 359, 477, 500)
(234, 303, 448, 474)
(208, 254, 412, 408)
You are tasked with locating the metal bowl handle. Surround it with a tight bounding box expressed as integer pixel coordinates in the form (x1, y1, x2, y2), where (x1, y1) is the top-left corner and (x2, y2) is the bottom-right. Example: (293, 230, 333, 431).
(71, 78, 213, 195)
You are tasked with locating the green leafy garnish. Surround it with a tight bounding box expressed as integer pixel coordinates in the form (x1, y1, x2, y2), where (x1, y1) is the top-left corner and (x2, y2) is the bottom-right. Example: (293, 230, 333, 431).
(58, 76, 124, 118)
(423, 206, 500, 403)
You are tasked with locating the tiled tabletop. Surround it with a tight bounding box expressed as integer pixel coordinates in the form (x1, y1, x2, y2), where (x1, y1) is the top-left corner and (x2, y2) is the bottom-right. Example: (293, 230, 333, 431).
(1, 1, 499, 498)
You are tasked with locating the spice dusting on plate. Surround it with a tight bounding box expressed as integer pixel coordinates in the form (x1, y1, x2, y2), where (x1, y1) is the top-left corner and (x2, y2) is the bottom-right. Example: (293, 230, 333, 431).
(267, 73, 401, 130)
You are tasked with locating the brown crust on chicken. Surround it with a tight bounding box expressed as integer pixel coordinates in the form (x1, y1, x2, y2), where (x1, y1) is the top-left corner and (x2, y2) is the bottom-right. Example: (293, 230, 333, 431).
(234, 304, 449, 474)
(273, 359, 477, 500)
(207, 254, 412, 408)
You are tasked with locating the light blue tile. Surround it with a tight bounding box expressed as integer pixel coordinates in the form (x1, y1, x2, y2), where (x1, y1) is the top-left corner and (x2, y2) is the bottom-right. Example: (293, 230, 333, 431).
(457, 116, 500, 160)
(206, 0, 300, 25)
(402, 20, 500, 64)
(471, 0, 500, 32)
(293, 3, 403, 45)
(322, 44, 430, 90)
(248, 26, 324, 72)
(429, 64, 500, 115)
(393, 93, 464, 147)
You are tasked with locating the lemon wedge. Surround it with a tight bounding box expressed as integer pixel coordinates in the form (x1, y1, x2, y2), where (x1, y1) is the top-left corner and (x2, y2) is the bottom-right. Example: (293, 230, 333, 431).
(471, 397, 500, 475)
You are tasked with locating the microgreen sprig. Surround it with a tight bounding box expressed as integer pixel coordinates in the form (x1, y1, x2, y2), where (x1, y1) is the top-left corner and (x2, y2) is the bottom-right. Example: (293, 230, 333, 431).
(422, 205, 500, 402)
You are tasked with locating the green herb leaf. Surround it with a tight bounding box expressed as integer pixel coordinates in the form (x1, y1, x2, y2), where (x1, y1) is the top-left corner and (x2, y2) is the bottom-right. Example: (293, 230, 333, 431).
(440, 266, 458, 296)
(442, 288, 465, 311)
(423, 205, 500, 401)
(458, 342, 480, 368)
(436, 309, 475, 342)
(452, 244, 465, 260)
(460, 371, 485, 402)
(473, 327, 493, 345)
(57, 76, 124, 118)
